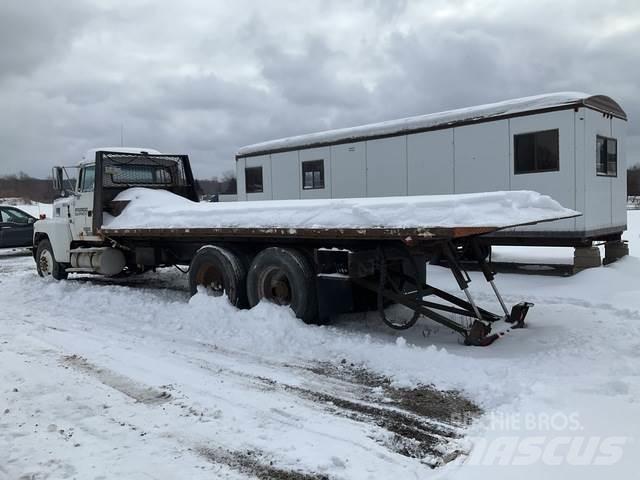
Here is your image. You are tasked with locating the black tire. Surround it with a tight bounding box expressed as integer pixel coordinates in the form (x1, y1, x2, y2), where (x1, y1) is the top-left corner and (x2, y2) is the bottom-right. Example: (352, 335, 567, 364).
(35, 239, 68, 280)
(189, 245, 248, 308)
(247, 247, 319, 324)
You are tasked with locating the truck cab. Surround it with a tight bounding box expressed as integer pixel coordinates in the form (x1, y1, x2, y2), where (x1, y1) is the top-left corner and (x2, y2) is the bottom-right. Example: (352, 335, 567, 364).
(33, 148, 197, 279)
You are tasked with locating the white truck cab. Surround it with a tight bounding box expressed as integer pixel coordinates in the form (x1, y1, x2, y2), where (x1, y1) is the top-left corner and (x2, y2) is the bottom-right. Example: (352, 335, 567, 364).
(33, 147, 161, 278)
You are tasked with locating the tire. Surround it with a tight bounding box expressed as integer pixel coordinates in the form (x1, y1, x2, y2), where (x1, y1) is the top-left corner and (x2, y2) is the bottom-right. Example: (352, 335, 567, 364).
(189, 245, 248, 308)
(35, 239, 68, 280)
(247, 247, 319, 324)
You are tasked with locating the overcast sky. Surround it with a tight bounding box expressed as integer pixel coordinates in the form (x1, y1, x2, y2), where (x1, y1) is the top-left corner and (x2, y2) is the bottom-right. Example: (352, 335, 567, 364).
(0, 0, 638, 179)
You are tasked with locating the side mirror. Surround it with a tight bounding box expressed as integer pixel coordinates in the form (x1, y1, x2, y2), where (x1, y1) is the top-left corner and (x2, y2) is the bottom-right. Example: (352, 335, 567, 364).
(52, 167, 64, 192)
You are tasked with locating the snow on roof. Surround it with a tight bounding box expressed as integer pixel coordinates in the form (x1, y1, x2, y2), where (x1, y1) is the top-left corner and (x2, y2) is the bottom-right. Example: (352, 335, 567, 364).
(103, 188, 579, 232)
(81, 147, 161, 163)
(237, 92, 625, 157)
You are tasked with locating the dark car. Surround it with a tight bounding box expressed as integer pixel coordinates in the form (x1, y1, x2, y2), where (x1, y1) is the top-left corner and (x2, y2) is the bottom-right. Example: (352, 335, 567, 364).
(0, 206, 36, 248)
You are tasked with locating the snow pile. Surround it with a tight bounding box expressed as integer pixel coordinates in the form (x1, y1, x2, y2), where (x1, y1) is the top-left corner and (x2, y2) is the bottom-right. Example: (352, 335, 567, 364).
(103, 188, 578, 231)
(238, 92, 596, 155)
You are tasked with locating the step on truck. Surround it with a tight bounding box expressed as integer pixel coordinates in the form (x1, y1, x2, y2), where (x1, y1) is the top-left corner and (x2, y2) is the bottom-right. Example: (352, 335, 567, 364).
(34, 149, 578, 346)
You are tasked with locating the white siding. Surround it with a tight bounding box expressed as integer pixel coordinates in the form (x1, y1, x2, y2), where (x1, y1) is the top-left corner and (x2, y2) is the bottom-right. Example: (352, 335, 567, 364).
(584, 109, 614, 231)
(236, 158, 247, 201)
(574, 108, 586, 232)
(407, 130, 454, 195)
(271, 151, 300, 200)
(245, 155, 271, 201)
(509, 110, 576, 232)
(453, 120, 510, 193)
(300, 147, 331, 199)
(331, 142, 366, 198)
(612, 117, 628, 228)
(366, 136, 407, 197)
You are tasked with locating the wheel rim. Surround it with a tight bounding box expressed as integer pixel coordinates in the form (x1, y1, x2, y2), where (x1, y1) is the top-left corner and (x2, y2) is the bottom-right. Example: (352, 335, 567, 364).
(259, 266, 292, 306)
(39, 249, 54, 276)
(195, 264, 225, 296)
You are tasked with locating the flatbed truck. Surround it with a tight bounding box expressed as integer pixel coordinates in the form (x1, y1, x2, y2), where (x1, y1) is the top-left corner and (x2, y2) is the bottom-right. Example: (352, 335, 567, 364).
(33, 149, 575, 345)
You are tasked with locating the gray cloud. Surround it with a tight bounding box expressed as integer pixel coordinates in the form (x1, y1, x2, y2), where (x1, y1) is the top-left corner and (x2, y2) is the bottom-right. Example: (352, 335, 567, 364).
(0, 0, 638, 180)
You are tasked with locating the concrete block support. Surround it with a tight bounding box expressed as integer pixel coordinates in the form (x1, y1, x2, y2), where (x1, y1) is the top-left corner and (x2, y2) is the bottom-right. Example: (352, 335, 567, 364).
(573, 246, 601, 272)
(603, 240, 629, 265)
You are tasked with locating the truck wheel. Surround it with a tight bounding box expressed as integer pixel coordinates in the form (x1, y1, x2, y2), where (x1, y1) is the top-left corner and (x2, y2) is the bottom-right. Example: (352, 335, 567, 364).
(189, 245, 248, 308)
(247, 247, 319, 324)
(36, 239, 68, 280)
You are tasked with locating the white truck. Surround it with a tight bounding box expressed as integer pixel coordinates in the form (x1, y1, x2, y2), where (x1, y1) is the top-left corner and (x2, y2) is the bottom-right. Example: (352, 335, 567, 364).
(33, 148, 577, 345)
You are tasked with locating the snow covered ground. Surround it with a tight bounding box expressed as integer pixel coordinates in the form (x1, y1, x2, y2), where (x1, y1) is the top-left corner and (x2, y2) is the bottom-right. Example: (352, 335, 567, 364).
(2, 213, 640, 479)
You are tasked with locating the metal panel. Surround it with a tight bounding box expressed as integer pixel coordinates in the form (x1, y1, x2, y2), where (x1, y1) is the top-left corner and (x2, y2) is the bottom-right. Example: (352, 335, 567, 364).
(331, 141, 366, 198)
(236, 157, 247, 200)
(300, 146, 331, 199)
(454, 120, 510, 194)
(509, 110, 576, 232)
(365, 136, 407, 197)
(407, 130, 454, 195)
(574, 108, 586, 232)
(611, 117, 628, 229)
(584, 109, 614, 230)
(271, 151, 300, 200)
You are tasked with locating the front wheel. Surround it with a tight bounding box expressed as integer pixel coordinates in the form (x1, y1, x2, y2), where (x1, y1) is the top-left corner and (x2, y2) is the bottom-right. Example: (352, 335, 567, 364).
(35, 239, 68, 280)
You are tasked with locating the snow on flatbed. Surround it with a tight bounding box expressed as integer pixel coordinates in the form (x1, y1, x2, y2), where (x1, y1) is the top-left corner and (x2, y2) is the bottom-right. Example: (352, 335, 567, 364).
(103, 188, 578, 233)
(3, 212, 640, 479)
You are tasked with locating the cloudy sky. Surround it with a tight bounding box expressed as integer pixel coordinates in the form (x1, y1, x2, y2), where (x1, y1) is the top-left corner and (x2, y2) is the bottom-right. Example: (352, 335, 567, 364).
(1, 0, 638, 179)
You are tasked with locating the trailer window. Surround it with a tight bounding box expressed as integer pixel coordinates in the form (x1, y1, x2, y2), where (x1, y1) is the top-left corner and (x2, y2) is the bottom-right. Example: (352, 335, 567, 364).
(245, 166, 263, 193)
(514, 129, 559, 174)
(302, 160, 325, 190)
(596, 136, 617, 177)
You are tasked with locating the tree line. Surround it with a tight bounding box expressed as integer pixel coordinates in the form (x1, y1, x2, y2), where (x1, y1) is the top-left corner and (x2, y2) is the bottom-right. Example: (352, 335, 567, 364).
(0, 171, 238, 203)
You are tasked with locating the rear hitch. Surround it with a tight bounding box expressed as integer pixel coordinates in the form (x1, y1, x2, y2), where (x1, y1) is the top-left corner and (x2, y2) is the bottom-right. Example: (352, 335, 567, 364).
(506, 302, 534, 328)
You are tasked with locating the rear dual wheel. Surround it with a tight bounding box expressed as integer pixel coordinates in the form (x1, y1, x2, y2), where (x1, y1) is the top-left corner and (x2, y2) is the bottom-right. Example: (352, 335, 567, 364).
(189, 245, 248, 308)
(247, 247, 320, 324)
(189, 245, 319, 324)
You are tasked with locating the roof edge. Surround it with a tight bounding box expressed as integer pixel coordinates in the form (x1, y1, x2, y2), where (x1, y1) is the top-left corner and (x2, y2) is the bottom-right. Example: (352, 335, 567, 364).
(236, 93, 627, 160)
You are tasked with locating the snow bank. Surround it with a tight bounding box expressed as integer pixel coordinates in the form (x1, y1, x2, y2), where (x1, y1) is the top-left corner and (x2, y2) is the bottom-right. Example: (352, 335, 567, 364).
(103, 188, 578, 231)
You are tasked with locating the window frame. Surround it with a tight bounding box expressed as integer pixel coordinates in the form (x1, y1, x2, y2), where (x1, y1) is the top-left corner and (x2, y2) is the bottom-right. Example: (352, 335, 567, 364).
(1, 207, 32, 224)
(79, 165, 96, 192)
(245, 166, 264, 194)
(301, 159, 325, 190)
(513, 128, 560, 175)
(596, 135, 618, 177)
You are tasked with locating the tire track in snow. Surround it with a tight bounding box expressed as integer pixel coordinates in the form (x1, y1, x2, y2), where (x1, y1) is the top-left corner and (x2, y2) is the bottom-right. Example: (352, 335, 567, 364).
(169, 348, 478, 467)
(61, 354, 173, 405)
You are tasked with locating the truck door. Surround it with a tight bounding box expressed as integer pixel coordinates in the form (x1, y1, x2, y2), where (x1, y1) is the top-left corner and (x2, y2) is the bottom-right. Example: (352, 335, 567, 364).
(72, 165, 98, 240)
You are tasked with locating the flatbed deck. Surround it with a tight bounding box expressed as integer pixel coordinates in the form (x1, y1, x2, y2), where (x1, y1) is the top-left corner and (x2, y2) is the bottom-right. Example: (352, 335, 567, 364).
(99, 225, 499, 241)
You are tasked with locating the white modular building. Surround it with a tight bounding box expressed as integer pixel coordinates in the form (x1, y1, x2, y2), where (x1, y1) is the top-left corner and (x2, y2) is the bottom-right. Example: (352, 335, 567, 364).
(235, 93, 627, 247)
